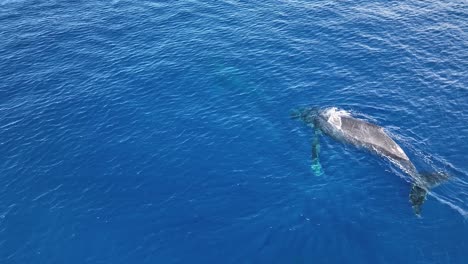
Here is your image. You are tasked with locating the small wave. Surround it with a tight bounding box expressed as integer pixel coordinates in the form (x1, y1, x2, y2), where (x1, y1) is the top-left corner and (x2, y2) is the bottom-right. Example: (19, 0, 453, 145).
(429, 192, 468, 218)
(323, 107, 352, 118)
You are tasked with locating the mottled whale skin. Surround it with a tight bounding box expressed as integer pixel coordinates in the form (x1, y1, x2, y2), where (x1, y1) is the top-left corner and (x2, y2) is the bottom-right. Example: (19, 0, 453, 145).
(296, 107, 447, 215)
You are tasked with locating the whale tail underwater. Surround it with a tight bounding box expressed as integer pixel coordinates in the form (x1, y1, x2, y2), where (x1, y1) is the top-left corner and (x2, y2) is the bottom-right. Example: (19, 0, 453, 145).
(291, 106, 449, 216)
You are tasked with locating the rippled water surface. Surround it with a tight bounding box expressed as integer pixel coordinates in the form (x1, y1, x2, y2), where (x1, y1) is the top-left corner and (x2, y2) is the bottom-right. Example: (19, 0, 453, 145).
(1, 0, 467, 263)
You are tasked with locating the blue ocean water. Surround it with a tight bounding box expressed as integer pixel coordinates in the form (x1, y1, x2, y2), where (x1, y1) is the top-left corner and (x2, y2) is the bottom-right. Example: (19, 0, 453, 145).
(0, 0, 467, 263)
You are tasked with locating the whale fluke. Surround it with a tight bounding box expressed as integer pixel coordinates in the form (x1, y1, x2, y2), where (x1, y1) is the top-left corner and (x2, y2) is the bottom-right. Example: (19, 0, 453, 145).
(410, 172, 451, 215)
(410, 185, 427, 216)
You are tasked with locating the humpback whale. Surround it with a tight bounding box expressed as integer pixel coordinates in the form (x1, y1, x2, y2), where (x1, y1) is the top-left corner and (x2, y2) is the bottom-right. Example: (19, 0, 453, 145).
(293, 106, 448, 215)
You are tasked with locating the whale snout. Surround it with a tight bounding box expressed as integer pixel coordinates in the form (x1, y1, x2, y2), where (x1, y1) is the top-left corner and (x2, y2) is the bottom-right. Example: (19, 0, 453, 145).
(291, 107, 319, 124)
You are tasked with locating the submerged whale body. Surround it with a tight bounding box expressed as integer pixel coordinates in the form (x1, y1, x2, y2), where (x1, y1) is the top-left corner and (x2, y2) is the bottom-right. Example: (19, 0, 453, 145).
(294, 106, 448, 215)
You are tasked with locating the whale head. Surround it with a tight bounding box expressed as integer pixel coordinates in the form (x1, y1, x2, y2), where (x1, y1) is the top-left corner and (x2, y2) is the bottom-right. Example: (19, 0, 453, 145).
(291, 106, 320, 125)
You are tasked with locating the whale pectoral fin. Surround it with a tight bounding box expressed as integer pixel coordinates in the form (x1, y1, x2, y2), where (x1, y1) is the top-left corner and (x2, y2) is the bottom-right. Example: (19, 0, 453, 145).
(409, 185, 427, 216)
(311, 128, 323, 176)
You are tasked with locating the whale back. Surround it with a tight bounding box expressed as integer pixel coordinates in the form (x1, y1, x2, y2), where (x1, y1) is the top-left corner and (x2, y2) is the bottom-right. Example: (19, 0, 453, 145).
(317, 108, 410, 162)
(340, 116, 409, 161)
